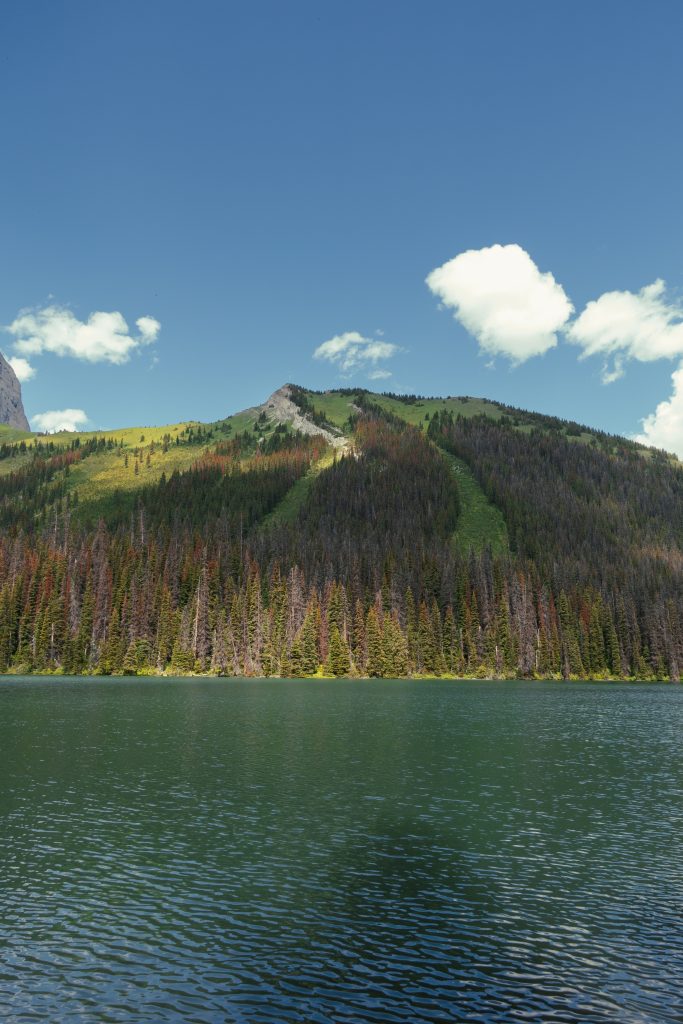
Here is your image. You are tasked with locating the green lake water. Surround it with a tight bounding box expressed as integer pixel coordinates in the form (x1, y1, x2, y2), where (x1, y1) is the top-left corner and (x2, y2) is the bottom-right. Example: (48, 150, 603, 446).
(1, 678, 682, 1022)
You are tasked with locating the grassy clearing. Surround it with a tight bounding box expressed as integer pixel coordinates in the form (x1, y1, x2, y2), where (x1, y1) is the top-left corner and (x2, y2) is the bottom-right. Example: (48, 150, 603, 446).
(439, 450, 509, 556)
(0, 399, 305, 525)
(6, 407, 264, 521)
(67, 444, 211, 523)
(0, 450, 36, 477)
(0, 421, 203, 485)
(0, 424, 33, 443)
(367, 393, 506, 427)
(259, 446, 341, 529)
(303, 393, 358, 430)
(31, 421, 199, 449)
(302, 391, 506, 429)
(211, 408, 264, 436)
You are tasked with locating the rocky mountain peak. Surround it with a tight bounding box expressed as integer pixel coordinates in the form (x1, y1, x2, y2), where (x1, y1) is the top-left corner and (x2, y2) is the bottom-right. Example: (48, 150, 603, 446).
(0, 353, 30, 431)
(262, 384, 346, 447)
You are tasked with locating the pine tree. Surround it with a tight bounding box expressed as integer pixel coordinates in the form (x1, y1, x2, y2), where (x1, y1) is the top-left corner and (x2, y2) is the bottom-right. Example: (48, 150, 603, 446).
(246, 566, 263, 673)
(404, 588, 418, 671)
(74, 581, 94, 673)
(430, 599, 446, 674)
(290, 603, 319, 675)
(382, 612, 408, 677)
(326, 624, 350, 676)
(366, 606, 384, 677)
(495, 596, 514, 675)
(123, 637, 152, 674)
(417, 602, 437, 673)
(192, 566, 211, 668)
(171, 637, 195, 673)
(156, 589, 175, 669)
(210, 609, 230, 674)
(605, 607, 622, 677)
(441, 605, 456, 673)
(100, 606, 124, 674)
(352, 598, 366, 673)
(589, 597, 607, 676)
(558, 591, 584, 678)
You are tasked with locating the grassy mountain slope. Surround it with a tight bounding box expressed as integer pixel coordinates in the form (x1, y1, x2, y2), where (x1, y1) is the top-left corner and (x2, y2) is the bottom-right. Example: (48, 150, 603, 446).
(258, 445, 340, 529)
(440, 451, 509, 556)
(0, 402, 288, 523)
(1, 384, 682, 680)
(0, 383, 673, 540)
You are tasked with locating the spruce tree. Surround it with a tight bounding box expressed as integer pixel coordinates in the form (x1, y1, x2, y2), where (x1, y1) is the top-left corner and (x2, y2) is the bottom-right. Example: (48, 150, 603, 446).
(417, 602, 437, 673)
(382, 613, 408, 677)
(326, 624, 350, 676)
(352, 598, 366, 673)
(558, 591, 583, 678)
(589, 597, 607, 676)
(366, 606, 384, 677)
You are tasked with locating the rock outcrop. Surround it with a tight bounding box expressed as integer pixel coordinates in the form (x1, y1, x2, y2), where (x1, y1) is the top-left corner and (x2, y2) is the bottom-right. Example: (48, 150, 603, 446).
(262, 385, 346, 448)
(0, 353, 30, 431)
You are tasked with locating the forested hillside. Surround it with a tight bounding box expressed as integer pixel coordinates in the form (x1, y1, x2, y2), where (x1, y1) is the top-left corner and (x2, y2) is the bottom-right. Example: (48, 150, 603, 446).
(0, 385, 681, 680)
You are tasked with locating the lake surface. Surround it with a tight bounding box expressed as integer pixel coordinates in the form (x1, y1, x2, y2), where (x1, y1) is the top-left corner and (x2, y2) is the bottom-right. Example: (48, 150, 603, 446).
(1, 679, 682, 1023)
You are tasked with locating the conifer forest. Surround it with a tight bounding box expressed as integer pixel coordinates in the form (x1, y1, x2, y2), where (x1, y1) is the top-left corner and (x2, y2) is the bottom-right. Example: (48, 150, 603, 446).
(1, 388, 682, 680)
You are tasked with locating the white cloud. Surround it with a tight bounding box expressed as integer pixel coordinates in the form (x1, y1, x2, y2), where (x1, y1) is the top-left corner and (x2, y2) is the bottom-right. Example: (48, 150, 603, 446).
(313, 331, 399, 373)
(600, 356, 625, 385)
(4, 355, 36, 382)
(31, 408, 89, 433)
(367, 368, 392, 380)
(6, 306, 160, 364)
(633, 361, 683, 457)
(423, 242, 683, 452)
(568, 279, 683, 455)
(426, 243, 573, 362)
(566, 280, 683, 381)
(136, 315, 161, 343)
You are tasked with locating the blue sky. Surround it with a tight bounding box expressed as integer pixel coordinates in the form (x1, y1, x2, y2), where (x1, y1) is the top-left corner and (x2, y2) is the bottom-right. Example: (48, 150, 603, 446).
(2, 1, 683, 451)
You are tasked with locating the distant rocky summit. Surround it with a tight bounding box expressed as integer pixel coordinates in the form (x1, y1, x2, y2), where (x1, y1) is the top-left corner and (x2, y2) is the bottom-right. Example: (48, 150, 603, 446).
(0, 353, 30, 431)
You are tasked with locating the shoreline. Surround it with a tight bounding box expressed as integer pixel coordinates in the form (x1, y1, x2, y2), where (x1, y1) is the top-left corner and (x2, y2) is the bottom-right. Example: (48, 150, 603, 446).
(0, 670, 678, 684)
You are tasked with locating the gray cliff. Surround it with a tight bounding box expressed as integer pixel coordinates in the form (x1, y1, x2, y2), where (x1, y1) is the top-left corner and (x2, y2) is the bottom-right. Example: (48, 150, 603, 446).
(0, 352, 30, 431)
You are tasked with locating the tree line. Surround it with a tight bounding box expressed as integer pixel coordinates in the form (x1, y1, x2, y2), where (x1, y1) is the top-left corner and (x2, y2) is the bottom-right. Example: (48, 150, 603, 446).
(0, 411, 681, 679)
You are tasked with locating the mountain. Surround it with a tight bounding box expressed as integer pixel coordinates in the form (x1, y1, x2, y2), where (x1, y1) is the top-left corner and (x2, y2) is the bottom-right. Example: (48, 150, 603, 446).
(0, 384, 681, 680)
(0, 353, 30, 431)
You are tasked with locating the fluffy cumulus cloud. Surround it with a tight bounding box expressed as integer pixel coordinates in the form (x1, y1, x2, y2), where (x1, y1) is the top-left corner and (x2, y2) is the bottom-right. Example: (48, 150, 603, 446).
(633, 362, 683, 457)
(6, 306, 160, 364)
(566, 279, 683, 374)
(31, 408, 89, 433)
(426, 243, 573, 362)
(5, 355, 36, 382)
(136, 315, 161, 343)
(565, 278, 683, 454)
(313, 331, 399, 375)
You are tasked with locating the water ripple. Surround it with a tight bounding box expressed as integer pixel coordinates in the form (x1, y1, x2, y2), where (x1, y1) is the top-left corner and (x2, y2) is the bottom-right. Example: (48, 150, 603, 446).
(1, 678, 682, 1022)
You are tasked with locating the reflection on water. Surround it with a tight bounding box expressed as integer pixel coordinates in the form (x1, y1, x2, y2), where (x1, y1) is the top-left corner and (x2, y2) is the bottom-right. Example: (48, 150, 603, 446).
(1, 678, 682, 1022)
